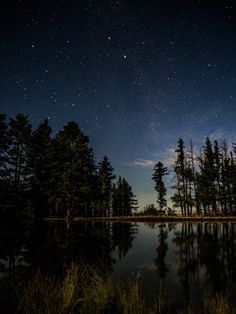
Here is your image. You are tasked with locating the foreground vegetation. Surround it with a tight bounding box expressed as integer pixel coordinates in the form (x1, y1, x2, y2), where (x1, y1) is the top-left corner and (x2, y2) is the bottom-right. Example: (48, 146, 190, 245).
(19, 263, 235, 314)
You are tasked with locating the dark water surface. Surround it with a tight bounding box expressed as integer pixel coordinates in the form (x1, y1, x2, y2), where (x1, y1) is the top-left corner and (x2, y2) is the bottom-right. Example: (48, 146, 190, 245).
(1, 221, 236, 312)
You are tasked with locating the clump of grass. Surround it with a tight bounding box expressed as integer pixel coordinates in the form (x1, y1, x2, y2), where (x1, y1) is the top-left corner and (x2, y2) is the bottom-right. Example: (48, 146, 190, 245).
(20, 264, 148, 314)
(81, 269, 146, 314)
(178, 292, 233, 314)
(203, 292, 233, 314)
(20, 263, 85, 314)
(120, 277, 145, 314)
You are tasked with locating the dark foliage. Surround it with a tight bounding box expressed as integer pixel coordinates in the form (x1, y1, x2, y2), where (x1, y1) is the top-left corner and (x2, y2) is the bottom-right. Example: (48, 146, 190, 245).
(169, 137, 236, 215)
(0, 112, 138, 221)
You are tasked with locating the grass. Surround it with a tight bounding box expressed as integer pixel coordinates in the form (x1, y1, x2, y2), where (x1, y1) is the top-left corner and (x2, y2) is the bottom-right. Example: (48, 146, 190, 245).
(19, 263, 236, 314)
(179, 293, 234, 314)
(19, 263, 148, 314)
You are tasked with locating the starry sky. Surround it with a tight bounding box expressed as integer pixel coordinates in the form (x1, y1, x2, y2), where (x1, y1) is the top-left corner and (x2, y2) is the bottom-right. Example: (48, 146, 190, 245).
(0, 1, 236, 208)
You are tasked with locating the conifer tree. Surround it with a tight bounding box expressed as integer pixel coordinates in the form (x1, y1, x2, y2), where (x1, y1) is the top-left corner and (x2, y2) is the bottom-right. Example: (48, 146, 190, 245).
(7, 114, 32, 199)
(97, 156, 116, 216)
(152, 161, 168, 213)
(186, 139, 197, 215)
(172, 138, 187, 215)
(54, 121, 96, 217)
(231, 146, 236, 214)
(111, 176, 138, 216)
(221, 141, 232, 215)
(0, 113, 8, 174)
(0, 113, 9, 209)
(198, 137, 216, 215)
(27, 119, 53, 219)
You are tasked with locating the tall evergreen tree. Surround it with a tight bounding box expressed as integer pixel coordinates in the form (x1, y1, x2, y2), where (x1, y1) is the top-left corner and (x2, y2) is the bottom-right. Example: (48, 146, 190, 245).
(6, 114, 32, 210)
(186, 139, 197, 215)
(0, 113, 9, 210)
(152, 161, 168, 212)
(172, 138, 187, 215)
(27, 119, 53, 219)
(0, 113, 8, 174)
(198, 137, 216, 215)
(213, 140, 221, 213)
(97, 156, 115, 216)
(112, 176, 138, 216)
(220, 141, 232, 215)
(53, 121, 96, 217)
(231, 145, 236, 214)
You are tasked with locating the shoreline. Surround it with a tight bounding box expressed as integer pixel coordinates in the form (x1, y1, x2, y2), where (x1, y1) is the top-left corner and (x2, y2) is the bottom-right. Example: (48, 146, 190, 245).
(46, 215, 236, 223)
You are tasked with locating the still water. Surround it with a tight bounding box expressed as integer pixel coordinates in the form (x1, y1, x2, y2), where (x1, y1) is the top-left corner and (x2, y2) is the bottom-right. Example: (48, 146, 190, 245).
(1, 221, 236, 311)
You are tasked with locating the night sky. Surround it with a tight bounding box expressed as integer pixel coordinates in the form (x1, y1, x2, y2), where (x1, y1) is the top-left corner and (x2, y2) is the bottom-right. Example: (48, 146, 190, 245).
(1, 1, 236, 208)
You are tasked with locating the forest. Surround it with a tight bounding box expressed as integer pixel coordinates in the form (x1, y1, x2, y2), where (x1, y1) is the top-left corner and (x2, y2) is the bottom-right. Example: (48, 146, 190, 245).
(152, 137, 236, 216)
(1, 112, 236, 222)
(0, 112, 137, 222)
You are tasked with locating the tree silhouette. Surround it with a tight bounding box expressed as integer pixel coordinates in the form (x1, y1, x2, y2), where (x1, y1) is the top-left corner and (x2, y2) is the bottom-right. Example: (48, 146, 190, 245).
(97, 156, 116, 216)
(6, 114, 32, 214)
(112, 176, 138, 216)
(0, 113, 9, 212)
(53, 121, 96, 217)
(172, 138, 187, 215)
(152, 161, 168, 213)
(27, 119, 53, 220)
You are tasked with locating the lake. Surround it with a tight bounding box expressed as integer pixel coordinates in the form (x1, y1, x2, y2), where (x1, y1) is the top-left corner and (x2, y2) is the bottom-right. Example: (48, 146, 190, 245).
(1, 221, 236, 312)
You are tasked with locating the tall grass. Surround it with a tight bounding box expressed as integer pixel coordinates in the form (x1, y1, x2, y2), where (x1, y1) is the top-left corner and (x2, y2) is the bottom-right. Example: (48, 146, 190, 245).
(178, 292, 234, 314)
(20, 264, 83, 314)
(19, 264, 236, 314)
(20, 263, 148, 314)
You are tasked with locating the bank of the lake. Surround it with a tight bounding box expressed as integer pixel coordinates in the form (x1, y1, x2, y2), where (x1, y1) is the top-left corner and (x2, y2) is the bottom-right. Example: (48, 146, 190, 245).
(46, 215, 236, 223)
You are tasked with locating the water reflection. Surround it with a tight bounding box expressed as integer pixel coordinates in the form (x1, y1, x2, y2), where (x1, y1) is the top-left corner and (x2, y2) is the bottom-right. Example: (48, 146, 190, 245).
(112, 222, 138, 259)
(1, 221, 236, 312)
(172, 223, 236, 305)
(155, 224, 169, 280)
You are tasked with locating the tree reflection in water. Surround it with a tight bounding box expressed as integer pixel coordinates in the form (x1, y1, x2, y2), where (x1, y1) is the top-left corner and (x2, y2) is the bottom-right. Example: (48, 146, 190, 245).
(173, 222, 236, 306)
(1, 221, 236, 312)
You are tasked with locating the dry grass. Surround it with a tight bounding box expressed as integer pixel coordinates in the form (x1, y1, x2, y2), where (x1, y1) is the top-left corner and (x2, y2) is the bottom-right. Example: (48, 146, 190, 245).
(19, 264, 236, 314)
(20, 264, 149, 314)
(179, 293, 235, 314)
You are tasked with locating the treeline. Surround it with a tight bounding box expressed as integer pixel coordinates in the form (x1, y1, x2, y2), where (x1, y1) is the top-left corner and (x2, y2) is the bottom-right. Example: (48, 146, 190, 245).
(0, 113, 137, 221)
(152, 137, 236, 216)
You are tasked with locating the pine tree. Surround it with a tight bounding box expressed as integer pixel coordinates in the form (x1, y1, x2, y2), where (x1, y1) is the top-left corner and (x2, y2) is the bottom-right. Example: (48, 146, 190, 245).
(27, 119, 53, 219)
(97, 156, 115, 216)
(0, 113, 8, 174)
(213, 140, 222, 214)
(0, 113, 9, 209)
(186, 139, 198, 215)
(152, 161, 168, 213)
(111, 176, 138, 216)
(231, 145, 236, 214)
(7, 114, 32, 207)
(121, 178, 138, 215)
(198, 137, 216, 215)
(54, 121, 96, 217)
(220, 141, 232, 215)
(172, 138, 187, 215)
